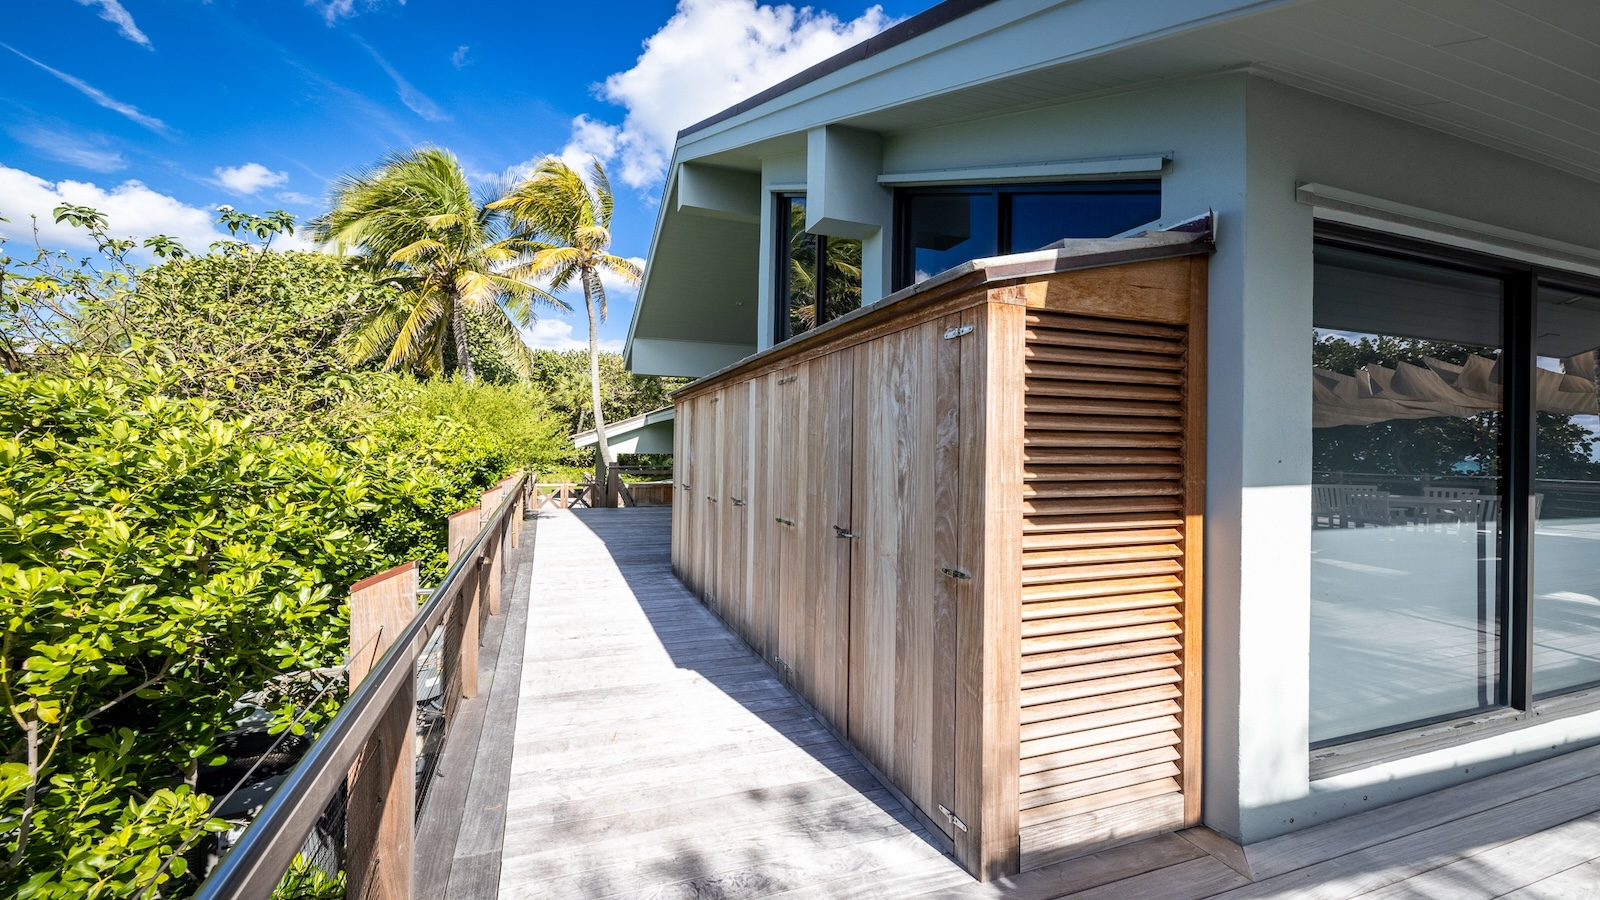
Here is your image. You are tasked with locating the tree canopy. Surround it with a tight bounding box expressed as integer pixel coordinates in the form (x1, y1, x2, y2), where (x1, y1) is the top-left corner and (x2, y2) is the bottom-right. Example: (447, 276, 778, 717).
(493, 158, 640, 470)
(311, 147, 564, 382)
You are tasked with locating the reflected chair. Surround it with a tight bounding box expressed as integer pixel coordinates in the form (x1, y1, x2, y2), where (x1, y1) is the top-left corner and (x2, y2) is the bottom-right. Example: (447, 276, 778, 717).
(1350, 490, 1401, 528)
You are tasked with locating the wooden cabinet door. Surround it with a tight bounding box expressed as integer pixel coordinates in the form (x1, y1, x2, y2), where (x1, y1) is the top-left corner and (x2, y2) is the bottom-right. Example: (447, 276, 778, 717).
(773, 354, 854, 726)
(848, 316, 963, 839)
(716, 382, 751, 636)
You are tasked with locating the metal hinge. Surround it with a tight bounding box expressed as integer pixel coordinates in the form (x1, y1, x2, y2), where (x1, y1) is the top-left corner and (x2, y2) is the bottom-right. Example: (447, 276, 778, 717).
(940, 567, 972, 580)
(937, 804, 969, 833)
(775, 516, 795, 527)
(777, 374, 798, 385)
(943, 325, 974, 340)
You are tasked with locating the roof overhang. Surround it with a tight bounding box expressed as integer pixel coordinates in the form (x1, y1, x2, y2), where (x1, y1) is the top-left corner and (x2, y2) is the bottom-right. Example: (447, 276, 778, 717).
(572, 406, 677, 455)
(629, 0, 1600, 376)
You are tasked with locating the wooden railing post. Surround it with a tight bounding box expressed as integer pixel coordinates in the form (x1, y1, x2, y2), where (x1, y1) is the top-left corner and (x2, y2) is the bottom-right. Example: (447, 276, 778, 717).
(347, 562, 418, 900)
(501, 474, 524, 548)
(478, 486, 504, 617)
(447, 507, 481, 699)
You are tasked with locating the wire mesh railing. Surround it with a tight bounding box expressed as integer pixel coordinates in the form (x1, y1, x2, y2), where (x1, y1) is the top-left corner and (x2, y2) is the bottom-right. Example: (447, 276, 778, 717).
(171, 472, 530, 900)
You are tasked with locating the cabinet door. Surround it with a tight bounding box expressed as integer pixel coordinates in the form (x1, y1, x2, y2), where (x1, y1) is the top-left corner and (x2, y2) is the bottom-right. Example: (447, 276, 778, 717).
(848, 316, 963, 839)
(694, 392, 721, 608)
(748, 373, 780, 663)
(772, 364, 807, 691)
(802, 352, 854, 725)
(716, 382, 751, 636)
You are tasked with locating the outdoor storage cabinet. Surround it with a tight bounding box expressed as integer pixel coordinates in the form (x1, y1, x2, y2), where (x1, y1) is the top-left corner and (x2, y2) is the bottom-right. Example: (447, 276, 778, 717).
(672, 231, 1209, 879)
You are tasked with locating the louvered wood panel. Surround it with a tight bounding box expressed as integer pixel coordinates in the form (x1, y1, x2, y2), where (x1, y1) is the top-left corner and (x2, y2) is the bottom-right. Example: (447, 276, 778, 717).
(1016, 300, 1201, 868)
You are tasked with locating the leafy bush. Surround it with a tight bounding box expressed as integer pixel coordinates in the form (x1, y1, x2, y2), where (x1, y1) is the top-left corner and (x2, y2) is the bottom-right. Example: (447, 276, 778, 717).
(0, 200, 635, 894)
(0, 356, 383, 897)
(103, 250, 395, 434)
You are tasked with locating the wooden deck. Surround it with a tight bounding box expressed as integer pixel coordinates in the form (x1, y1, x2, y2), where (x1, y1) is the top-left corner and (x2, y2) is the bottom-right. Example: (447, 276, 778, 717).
(441, 507, 1600, 899)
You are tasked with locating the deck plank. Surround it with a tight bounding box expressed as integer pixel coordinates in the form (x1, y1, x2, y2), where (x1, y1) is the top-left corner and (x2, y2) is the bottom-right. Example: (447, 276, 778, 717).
(477, 506, 1600, 900)
(412, 513, 535, 900)
(498, 508, 966, 899)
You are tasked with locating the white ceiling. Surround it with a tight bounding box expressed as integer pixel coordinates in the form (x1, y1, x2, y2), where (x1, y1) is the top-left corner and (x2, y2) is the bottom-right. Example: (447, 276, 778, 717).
(830, 0, 1600, 183)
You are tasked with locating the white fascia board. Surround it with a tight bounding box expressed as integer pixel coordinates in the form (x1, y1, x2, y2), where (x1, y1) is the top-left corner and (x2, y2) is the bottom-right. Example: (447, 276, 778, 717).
(1297, 183, 1600, 280)
(879, 153, 1170, 185)
(673, 0, 1298, 160)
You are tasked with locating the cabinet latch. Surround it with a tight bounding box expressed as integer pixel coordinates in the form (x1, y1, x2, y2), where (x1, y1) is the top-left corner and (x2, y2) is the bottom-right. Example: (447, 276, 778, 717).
(937, 804, 969, 832)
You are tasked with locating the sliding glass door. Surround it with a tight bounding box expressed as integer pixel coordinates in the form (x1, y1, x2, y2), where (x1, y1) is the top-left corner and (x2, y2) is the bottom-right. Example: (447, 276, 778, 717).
(1310, 243, 1508, 744)
(1533, 285, 1600, 696)
(1311, 226, 1600, 750)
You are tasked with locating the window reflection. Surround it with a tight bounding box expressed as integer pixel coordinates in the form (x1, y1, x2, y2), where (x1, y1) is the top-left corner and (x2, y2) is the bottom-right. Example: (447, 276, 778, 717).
(894, 182, 1160, 290)
(1533, 286, 1600, 696)
(902, 192, 996, 287)
(776, 195, 862, 343)
(1310, 244, 1506, 745)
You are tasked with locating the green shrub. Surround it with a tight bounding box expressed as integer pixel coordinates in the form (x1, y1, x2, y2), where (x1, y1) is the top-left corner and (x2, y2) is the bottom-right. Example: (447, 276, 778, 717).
(0, 356, 382, 897)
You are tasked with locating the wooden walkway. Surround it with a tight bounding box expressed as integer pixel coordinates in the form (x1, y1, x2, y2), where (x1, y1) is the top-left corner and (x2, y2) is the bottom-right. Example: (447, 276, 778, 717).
(461, 508, 1600, 899)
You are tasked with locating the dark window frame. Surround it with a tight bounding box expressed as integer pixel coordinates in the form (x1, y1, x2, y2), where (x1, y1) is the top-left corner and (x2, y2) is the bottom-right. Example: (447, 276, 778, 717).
(773, 192, 856, 345)
(892, 179, 1162, 290)
(1311, 221, 1600, 755)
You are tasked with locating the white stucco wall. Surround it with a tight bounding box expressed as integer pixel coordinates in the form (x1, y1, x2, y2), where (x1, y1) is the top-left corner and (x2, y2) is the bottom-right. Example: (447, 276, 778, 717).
(686, 66, 1600, 848)
(1224, 75, 1600, 843)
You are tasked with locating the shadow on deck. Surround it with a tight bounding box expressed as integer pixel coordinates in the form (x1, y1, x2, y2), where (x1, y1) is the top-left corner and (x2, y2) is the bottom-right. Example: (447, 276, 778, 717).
(429, 507, 1600, 900)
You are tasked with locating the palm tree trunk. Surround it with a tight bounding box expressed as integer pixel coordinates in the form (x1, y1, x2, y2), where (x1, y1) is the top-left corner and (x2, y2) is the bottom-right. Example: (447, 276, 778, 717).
(584, 268, 614, 487)
(451, 300, 476, 383)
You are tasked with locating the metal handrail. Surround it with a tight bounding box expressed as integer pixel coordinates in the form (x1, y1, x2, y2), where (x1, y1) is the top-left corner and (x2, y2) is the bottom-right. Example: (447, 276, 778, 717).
(192, 472, 528, 899)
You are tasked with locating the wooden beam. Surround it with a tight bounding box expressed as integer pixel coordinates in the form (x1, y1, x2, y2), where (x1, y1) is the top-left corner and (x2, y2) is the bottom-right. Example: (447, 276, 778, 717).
(347, 561, 418, 900)
(1180, 255, 1208, 825)
(479, 488, 504, 617)
(449, 506, 481, 699)
(954, 297, 1025, 879)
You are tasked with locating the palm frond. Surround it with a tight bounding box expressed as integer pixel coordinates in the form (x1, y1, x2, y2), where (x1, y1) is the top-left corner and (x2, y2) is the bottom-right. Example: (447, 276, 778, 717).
(474, 304, 537, 381)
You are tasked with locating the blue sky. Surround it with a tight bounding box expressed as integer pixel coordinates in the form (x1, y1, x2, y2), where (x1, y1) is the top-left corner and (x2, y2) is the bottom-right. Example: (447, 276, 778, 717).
(0, 0, 923, 351)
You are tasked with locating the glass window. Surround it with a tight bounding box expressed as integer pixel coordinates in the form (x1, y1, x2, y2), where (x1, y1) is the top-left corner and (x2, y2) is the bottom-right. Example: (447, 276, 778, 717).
(1008, 186, 1163, 253)
(1533, 285, 1600, 697)
(1310, 243, 1507, 745)
(775, 194, 862, 343)
(901, 192, 997, 288)
(894, 181, 1160, 290)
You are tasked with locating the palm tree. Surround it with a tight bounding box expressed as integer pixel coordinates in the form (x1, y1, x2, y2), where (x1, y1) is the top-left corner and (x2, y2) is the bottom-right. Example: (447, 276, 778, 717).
(492, 157, 641, 477)
(312, 147, 564, 381)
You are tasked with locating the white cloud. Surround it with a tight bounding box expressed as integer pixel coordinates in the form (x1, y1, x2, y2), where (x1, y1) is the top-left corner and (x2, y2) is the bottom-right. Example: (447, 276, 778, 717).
(215, 162, 290, 194)
(75, 0, 152, 48)
(451, 45, 470, 68)
(0, 164, 223, 254)
(276, 190, 318, 205)
(358, 39, 449, 122)
(558, 115, 622, 176)
(307, 0, 404, 25)
(576, 0, 894, 189)
(1, 43, 170, 135)
(518, 317, 624, 353)
(7, 125, 127, 173)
